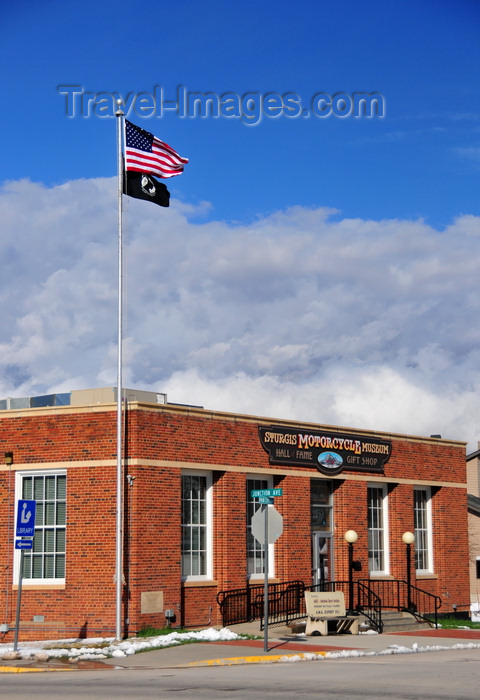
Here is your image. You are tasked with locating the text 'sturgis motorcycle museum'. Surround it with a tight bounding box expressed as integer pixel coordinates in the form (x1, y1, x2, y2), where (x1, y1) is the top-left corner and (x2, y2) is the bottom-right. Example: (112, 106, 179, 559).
(0, 388, 470, 640)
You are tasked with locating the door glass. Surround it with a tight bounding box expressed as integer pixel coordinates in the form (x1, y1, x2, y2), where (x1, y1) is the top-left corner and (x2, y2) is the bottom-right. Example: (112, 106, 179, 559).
(312, 532, 332, 587)
(311, 480, 333, 586)
(311, 481, 331, 531)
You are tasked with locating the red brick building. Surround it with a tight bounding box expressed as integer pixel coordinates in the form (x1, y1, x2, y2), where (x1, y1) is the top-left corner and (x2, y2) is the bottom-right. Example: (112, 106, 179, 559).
(0, 388, 470, 640)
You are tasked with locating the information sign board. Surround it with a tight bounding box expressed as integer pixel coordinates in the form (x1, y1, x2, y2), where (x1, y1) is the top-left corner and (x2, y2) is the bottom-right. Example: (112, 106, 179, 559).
(304, 590, 346, 618)
(16, 500, 36, 538)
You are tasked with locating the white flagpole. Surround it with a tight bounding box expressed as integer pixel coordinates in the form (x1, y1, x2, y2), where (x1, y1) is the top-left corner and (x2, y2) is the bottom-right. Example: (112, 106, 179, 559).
(115, 101, 124, 640)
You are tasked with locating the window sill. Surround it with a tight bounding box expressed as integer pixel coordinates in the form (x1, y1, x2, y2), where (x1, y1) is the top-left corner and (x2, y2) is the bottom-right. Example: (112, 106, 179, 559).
(182, 579, 218, 587)
(13, 583, 66, 590)
(416, 573, 438, 580)
(248, 576, 280, 583)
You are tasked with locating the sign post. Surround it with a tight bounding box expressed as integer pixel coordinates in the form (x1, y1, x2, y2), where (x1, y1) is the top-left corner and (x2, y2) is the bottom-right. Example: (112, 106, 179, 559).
(14, 499, 36, 651)
(250, 489, 283, 652)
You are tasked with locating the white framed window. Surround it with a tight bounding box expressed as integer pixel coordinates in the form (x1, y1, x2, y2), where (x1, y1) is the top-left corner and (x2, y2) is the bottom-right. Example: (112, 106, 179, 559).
(414, 487, 433, 573)
(368, 483, 389, 575)
(181, 471, 212, 580)
(247, 476, 274, 579)
(14, 470, 66, 585)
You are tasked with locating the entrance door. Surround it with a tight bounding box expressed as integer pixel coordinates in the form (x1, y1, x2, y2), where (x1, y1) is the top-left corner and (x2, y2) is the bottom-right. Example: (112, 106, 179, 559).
(312, 532, 333, 587)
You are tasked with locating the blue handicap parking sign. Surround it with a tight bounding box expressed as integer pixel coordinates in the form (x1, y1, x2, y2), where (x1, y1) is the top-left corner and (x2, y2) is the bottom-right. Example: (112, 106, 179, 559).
(16, 500, 36, 538)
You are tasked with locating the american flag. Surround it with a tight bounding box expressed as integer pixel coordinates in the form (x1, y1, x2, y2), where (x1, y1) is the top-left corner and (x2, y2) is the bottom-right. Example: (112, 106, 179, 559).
(124, 120, 188, 178)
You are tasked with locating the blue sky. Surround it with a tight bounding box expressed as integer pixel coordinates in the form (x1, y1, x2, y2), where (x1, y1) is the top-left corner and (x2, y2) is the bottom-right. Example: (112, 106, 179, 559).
(2, 0, 480, 448)
(4, 0, 480, 227)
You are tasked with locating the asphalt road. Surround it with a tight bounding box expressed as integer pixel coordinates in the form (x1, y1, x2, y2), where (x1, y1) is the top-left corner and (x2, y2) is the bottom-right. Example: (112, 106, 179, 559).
(2, 648, 479, 699)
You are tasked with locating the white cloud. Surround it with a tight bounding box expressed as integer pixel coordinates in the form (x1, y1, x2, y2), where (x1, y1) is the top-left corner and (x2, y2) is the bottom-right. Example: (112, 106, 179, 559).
(1, 177, 480, 450)
(455, 146, 480, 162)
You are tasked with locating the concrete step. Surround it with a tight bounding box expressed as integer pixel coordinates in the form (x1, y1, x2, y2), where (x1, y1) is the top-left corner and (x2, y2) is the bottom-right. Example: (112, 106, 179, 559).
(362, 610, 433, 633)
(288, 610, 434, 635)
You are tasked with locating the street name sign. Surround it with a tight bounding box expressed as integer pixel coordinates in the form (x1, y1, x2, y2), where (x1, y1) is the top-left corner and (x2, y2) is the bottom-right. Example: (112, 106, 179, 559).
(250, 488, 283, 498)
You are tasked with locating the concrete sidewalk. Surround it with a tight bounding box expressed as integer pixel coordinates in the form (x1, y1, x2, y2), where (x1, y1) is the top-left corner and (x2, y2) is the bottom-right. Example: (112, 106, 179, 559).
(2, 623, 480, 672)
(105, 623, 480, 669)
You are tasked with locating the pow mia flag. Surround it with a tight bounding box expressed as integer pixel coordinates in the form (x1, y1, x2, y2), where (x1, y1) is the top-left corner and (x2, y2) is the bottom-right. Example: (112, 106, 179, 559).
(123, 171, 170, 207)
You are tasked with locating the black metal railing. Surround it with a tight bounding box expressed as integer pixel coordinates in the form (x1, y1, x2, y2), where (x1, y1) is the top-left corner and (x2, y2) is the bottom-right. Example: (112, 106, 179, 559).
(216, 583, 262, 626)
(360, 578, 441, 628)
(216, 580, 305, 627)
(356, 580, 383, 632)
(255, 581, 306, 629)
(217, 578, 438, 631)
(217, 579, 383, 632)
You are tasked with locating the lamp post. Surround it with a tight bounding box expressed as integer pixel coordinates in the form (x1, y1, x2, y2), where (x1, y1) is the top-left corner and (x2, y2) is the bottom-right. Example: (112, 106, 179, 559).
(344, 530, 358, 613)
(402, 531, 415, 611)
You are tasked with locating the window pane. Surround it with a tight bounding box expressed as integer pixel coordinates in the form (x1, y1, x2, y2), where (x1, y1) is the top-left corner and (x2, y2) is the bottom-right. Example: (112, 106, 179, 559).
(414, 488, 431, 572)
(19, 473, 66, 582)
(45, 503, 55, 525)
(56, 502, 66, 526)
(192, 500, 199, 524)
(45, 476, 56, 500)
(191, 553, 200, 576)
(44, 555, 54, 578)
(368, 486, 387, 573)
(55, 555, 65, 578)
(182, 529, 191, 550)
(56, 530, 65, 551)
(44, 529, 54, 552)
(22, 556, 31, 578)
(57, 476, 66, 499)
(34, 477, 44, 500)
(32, 555, 43, 578)
(181, 474, 208, 578)
(311, 482, 330, 504)
(311, 506, 330, 529)
(23, 479, 32, 499)
(181, 500, 188, 522)
(199, 551, 206, 574)
(36, 503, 44, 527)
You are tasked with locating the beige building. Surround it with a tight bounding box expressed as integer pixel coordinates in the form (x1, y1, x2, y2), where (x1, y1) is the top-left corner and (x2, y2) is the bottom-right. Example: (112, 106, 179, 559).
(467, 449, 480, 616)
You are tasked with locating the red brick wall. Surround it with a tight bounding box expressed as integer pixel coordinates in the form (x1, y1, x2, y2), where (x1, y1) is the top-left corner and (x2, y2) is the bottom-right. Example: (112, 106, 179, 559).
(430, 486, 470, 608)
(275, 474, 311, 582)
(212, 470, 247, 592)
(125, 464, 182, 634)
(333, 480, 368, 580)
(0, 404, 470, 640)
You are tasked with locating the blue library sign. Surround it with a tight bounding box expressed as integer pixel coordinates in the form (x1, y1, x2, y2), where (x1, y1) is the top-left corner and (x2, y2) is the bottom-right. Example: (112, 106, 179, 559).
(16, 500, 36, 538)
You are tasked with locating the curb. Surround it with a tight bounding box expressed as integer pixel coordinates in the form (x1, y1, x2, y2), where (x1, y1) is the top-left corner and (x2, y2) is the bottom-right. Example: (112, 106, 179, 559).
(0, 664, 75, 674)
(0, 666, 45, 673)
(184, 651, 328, 667)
